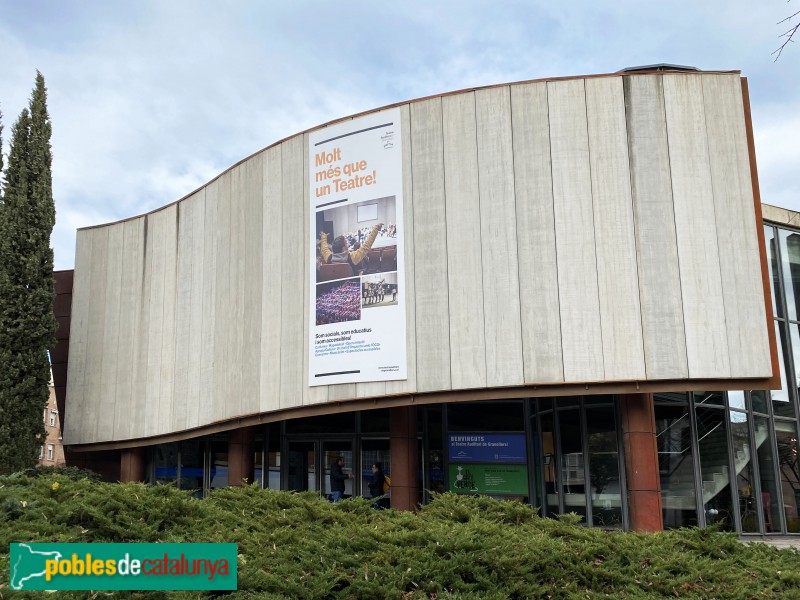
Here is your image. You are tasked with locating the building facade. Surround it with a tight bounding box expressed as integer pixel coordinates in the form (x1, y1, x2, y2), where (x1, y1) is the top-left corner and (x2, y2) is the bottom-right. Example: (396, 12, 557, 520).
(55, 68, 795, 533)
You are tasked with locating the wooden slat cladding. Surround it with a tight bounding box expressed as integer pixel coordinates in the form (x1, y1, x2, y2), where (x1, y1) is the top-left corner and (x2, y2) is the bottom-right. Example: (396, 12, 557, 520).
(64, 72, 773, 444)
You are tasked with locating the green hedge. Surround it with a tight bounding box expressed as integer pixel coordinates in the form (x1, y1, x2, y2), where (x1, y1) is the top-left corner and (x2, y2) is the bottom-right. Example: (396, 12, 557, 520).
(1, 474, 799, 598)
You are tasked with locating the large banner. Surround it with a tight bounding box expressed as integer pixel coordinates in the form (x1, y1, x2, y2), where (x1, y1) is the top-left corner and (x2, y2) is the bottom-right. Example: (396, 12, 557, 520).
(448, 433, 527, 464)
(308, 109, 406, 387)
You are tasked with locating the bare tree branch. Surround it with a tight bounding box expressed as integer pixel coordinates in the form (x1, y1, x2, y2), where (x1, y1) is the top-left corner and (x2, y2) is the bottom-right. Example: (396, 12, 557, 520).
(775, 3, 800, 60)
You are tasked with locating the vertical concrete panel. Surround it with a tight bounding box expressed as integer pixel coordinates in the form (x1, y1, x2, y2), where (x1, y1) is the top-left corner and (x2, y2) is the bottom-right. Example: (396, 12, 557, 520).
(172, 197, 195, 433)
(442, 92, 486, 390)
(703, 74, 772, 378)
(475, 86, 524, 387)
(625, 74, 689, 379)
(144, 211, 166, 437)
(385, 103, 417, 396)
(63, 231, 92, 444)
(156, 205, 178, 436)
(510, 82, 564, 383)
(186, 190, 206, 429)
(212, 173, 233, 423)
(585, 77, 646, 381)
(243, 154, 265, 415)
(131, 216, 152, 441)
(199, 182, 219, 428)
(96, 225, 123, 442)
(280, 136, 305, 408)
(411, 98, 451, 393)
(114, 218, 144, 441)
(261, 146, 282, 412)
(548, 79, 604, 381)
(663, 74, 730, 379)
(82, 228, 108, 442)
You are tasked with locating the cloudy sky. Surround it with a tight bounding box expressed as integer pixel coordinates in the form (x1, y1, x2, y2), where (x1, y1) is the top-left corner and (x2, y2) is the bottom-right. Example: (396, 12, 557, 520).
(1, 0, 799, 269)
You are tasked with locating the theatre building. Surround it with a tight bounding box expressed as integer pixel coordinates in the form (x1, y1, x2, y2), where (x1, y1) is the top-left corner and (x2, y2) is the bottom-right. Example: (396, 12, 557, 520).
(52, 67, 800, 534)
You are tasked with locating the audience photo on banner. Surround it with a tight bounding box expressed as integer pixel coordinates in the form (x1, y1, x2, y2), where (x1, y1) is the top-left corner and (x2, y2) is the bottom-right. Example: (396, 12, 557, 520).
(316, 278, 362, 325)
(315, 196, 398, 284)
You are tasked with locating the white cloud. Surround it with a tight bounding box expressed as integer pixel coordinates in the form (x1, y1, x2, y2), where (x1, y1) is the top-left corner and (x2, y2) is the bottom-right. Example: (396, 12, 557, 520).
(1, 0, 799, 269)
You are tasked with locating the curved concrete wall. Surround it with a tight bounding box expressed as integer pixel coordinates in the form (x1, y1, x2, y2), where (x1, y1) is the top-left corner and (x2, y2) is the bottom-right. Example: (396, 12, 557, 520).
(64, 71, 771, 445)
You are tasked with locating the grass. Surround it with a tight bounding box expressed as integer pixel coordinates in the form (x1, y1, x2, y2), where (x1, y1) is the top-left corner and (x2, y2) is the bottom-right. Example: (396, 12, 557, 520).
(1, 471, 799, 598)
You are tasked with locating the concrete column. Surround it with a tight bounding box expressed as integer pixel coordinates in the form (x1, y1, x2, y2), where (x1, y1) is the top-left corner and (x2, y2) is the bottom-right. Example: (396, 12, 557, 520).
(390, 406, 419, 510)
(621, 393, 663, 532)
(119, 448, 146, 483)
(227, 427, 255, 487)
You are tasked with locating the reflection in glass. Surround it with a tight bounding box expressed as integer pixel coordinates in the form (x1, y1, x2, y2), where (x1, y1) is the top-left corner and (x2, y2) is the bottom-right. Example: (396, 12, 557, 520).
(530, 413, 543, 511)
(729, 411, 757, 532)
(696, 407, 734, 531)
(655, 403, 697, 528)
(694, 391, 724, 407)
(180, 440, 204, 497)
(755, 416, 782, 532)
(779, 228, 800, 321)
(323, 442, 354, 498)
(728, 391, 746, 411)
(558, 410, 586, 521)
(752, 390, 769, 414)
(773, 321, 795, 418)
(765, 225, 780, 318)
(287, 441, 316, 492)
(540, 412, 559, 517)
(154, 443, 179, 486)
(586, 407, 622, 528)
(209, 438, 228, 489)
(361, 438, 390, 501)
(776, 422, 800, 532)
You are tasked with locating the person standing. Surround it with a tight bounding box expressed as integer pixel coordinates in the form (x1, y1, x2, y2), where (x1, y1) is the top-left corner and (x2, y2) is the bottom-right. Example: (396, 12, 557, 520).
(368, 462, 387, 509)
(330, 456, 352, 502)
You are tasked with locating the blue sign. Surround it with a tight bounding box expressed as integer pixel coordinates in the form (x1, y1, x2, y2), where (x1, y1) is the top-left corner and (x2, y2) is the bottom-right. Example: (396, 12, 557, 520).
(448, 433, 527, 463)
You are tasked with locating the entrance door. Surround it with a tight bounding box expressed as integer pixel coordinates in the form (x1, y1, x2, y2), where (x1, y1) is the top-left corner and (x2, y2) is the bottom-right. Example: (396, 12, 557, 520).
(287, 441, 317, 492)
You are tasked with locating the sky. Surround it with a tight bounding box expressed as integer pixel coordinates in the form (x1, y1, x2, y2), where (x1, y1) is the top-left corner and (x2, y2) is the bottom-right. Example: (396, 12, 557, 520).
(1, 0, 799, 270)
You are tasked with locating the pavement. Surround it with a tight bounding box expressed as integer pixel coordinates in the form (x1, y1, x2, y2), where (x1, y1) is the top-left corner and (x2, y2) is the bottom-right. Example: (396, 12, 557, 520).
(739, 536, 800, 550)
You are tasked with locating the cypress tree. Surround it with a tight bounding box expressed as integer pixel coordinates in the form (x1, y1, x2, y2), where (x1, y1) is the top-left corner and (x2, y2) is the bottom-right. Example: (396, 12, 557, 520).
(0, 72, 57, 474)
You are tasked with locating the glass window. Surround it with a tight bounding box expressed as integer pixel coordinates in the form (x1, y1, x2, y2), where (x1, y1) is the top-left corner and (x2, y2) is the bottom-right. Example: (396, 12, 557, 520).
(361, 439, 390, 505)
(773, 321, 795, 418)
(655, 403, 698, 528)
(285, 413, 355, 434)
(180, 440, 204, 496)
(447, 401, 524, 432)
(47, 444, 54, 461)
(586, 407, 622, 528)
(209, 438, 228, 489)
(540, 412, 559, 517)
(728, 391, 746, 411)
(49, 410, 57, 427)
(694, 391, 724, 407)
(729, 411, 757, 532)
(266, 423, 280, 491)
(765, 225, 780, 318)
(425, 406, 444, 496)
(779, 228, 800, 321)
(558, 410, 586, 522)
(253, 433, 264, 488)
(361, 408, 390, 434)
(775, 421, 800, 532)
(696, 407, 734, 531)
(751, 390, 769, 414)
(755, 416, 782, 532)
(154, 443, 179, 486)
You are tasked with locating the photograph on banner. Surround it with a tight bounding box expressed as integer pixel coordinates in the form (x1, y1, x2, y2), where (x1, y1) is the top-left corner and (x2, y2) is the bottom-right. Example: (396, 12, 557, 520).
(316, 278, 361, 325)
(308, 108, 406, 387)
(362, 273, 398, 308)
(314, 196, 398, 283)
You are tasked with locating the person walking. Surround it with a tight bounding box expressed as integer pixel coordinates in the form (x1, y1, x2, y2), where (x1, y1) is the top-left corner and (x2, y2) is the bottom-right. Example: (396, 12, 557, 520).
(329, 456, 352, 502)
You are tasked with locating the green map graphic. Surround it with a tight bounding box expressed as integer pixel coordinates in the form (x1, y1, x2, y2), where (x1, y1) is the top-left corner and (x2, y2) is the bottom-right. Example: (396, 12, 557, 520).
(10, 543, 63, 590)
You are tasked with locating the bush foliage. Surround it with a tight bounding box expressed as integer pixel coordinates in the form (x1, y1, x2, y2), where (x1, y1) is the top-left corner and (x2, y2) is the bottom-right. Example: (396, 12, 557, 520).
(1, 475, 799, 598)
